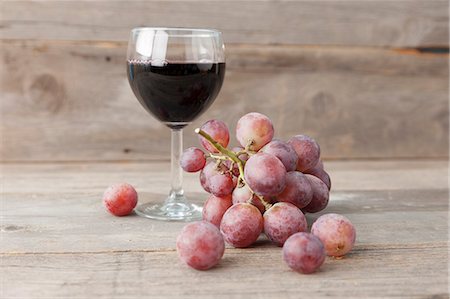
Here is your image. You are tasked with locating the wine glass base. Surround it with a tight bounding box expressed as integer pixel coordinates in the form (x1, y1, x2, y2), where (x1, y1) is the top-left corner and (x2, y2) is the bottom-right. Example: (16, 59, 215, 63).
(135, 201, 203, 222)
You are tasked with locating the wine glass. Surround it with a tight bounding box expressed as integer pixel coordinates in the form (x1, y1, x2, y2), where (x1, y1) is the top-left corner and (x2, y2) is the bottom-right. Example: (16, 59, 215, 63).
(126, 27, 226, 221)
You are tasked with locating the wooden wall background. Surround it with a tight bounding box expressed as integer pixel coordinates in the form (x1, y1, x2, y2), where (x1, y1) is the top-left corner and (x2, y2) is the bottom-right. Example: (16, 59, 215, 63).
(0, 0, 448, 162)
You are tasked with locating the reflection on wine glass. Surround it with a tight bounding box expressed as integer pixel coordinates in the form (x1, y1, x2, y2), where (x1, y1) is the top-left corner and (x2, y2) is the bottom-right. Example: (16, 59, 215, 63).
(126, 27, 226, 221)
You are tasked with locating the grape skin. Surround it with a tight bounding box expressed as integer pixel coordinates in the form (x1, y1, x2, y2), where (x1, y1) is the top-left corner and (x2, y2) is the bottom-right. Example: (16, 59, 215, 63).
(200, 161, 234, 197)
(232, 184, 265, 213)
(220, 203, 263, 248)
(208, 172, 234, 197)
(276, 171, 313, 209)
(264, 202, 307, 246)
(261, 140, 298, 172)
(311, 213, 356, 257)
(287, 135, 321, 172)
(236, 112, 274, 151)
(305, 163, 331, 190)
(202, 194, 233, 227)
(283, 232, 326, 274)
(199, 120, 230, 153)
(180, 147, 206, 173)
(302, 174, 329, 213)
(199, 161, 216, 193)
(102, 183, 138, 216)
(244, 152, 287, 197)
(176, 221, 225, 270)
(315, 160, 324, 170)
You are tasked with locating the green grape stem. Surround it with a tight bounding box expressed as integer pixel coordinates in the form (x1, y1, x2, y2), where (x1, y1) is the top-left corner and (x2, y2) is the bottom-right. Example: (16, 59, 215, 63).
(195, 128, 273, 211)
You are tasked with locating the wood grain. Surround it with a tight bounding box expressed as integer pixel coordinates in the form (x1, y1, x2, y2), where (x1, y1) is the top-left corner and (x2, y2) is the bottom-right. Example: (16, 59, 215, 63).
(0, 0, 448, 47)
(1, 40, 448, 162)
(1, 160, 448, 253)
(1, 160, 448, 298)
(3, 160, 448, 194)
(2, 245, 448, 298)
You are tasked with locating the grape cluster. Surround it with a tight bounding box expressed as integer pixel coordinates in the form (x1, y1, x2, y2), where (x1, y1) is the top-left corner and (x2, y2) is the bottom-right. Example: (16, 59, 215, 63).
(177, 112, 356, 272)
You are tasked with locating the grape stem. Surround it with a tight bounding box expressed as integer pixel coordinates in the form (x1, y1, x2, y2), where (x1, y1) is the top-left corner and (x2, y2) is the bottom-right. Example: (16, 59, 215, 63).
(196, 128, 245, 183)
(196, 128, 273, 210)
(208, 153, 230, 161)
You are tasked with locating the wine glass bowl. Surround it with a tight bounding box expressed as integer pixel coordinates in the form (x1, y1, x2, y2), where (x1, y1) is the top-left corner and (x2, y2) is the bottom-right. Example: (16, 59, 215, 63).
(126, 28, 226, 221)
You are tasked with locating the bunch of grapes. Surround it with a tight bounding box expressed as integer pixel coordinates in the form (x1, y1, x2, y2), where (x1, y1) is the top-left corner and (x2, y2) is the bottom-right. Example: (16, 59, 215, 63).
(177, 112, 355, 273)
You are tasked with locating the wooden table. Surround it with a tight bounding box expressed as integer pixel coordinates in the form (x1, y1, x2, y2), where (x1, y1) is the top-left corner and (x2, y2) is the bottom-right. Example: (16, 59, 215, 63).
(2, 160, 448, 298)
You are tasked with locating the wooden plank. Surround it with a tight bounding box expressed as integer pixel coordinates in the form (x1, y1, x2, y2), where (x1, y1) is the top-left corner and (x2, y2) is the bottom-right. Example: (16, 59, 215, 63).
(1, 40, 448, 161)
(1, 161, 448, 253)
(2, 245, 448, 298)
(0, 0, 448, 47)
(2, 160, 448, 194)
(1, 160, 448, 298)
(1, 191, 447, 253)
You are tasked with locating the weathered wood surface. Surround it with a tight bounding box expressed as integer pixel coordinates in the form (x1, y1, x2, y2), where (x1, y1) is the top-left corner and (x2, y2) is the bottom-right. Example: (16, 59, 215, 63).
(1, 40, 448, 161)
(1, 160, 449, 298)
(1, 0, 448, 47)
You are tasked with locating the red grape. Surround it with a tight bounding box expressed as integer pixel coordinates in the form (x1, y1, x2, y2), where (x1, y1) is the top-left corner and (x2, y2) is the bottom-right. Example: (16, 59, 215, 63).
(102, 183, 138, 216)
(232, 184, 265, 213)
(311, 213, 356, 257)
(287, 135, 320, 172)
(176, 221, 225, 270)
(244, 153, 287, 197)
(180, 147, 206, 172)
(202, 194, 233, 227)
(276, 171, 313, 209)
(199, 161, 216, 193)
(302, 174, 329, 213)
(264, 202, 307, 246)
(305, 165, 331, 190)
(199, 161, 234, 197)
(236, 112, 274, 151)
(220, 203, 263, 248)
(208, 172, 234, 197)
(261, 140, 298, 172)
(199, 120, 230, 153)
(283, 232, 326, 274)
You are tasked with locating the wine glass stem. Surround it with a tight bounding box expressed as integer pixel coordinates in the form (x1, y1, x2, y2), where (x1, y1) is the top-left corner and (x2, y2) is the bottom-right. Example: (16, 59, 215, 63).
(170, 128, 184, 198)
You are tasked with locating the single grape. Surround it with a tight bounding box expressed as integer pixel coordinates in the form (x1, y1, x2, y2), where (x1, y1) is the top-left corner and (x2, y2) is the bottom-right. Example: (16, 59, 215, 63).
(220, 203, 263, 248)
(276, 171, 313, 209)
(302, 174, 329, 213)
(176, 221, 225, 270)
(232, 184, 265, 213)
(311, 213, 356, 257)
(102, 183, 138, 216)
(198, 119, 230, 153)
(236, 112, 274, 151)
(199, 161, 234, 196)
(260, 140, 298, 172)
(264, 202, 307, 246)
(305, 165, 331, 190)
(287, 135, 321, 172)
(180, 147, 206, 173)
(199, 161, 216, 193)
(244, 152, 287, 197)
(202, 194, 233, 227)
(208, 172, 234, 197)
(283, 232, 326, 274)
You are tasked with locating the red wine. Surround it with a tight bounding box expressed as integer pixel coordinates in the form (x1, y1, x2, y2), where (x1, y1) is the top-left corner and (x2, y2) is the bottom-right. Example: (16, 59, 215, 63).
(127, 60, 225, 128)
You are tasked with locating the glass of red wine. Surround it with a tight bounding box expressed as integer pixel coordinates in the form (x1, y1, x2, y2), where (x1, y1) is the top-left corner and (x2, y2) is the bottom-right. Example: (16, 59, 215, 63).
(126, 27, 226, 221)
